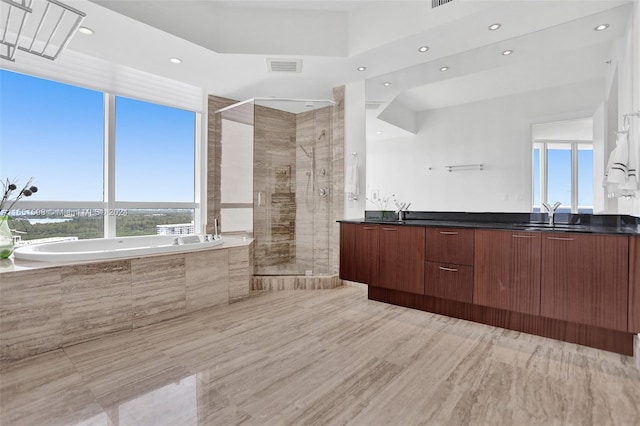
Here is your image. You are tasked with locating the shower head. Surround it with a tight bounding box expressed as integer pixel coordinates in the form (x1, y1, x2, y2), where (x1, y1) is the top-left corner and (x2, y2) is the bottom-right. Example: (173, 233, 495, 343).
(299, 145, 312, 158)
(318, 130, 326, 141)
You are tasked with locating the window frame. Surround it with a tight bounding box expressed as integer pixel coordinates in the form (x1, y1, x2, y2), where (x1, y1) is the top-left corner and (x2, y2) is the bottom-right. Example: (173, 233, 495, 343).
(532, 139, 593, 214)
(8, 83, 203, 239)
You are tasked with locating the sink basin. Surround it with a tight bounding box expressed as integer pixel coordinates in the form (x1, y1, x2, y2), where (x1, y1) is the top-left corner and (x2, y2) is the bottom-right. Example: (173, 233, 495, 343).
(522, 223, 592, 232)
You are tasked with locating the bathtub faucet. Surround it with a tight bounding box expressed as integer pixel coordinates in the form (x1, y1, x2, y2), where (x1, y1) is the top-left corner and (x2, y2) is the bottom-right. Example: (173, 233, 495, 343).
(213, 218, 221, 240)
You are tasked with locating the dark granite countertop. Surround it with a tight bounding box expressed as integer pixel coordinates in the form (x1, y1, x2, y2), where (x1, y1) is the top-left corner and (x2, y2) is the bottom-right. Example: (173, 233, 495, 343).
(338, 211, 640, 236)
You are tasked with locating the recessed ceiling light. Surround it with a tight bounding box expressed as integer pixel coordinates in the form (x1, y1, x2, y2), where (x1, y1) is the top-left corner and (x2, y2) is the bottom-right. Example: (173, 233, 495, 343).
(439, 66, 449, 72)
(376, 131, 383, 134)
(594, 24, 609, 31)
(488, 23, 501, 31)
(418, 46, 429, 53)
(170, 58, 182, 64)
(383, 82, 391, 87)
(78, 26, 93, 35)
(357, 66, 366, 71)
(501, 49, 513, 56)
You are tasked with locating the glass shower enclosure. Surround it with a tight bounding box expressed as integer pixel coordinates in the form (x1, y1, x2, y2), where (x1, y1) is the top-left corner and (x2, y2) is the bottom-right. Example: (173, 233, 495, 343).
(215, 98, 337, 277)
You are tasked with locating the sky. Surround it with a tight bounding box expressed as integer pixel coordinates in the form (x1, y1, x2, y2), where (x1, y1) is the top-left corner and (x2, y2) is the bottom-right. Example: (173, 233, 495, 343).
(533, 147, 593, 210)
(0, 69, 195, 203)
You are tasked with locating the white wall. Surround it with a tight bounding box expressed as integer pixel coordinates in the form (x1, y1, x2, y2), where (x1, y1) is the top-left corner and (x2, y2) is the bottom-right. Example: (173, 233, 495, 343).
(367, 80, 603, 212)
(605, 3, 640, 217)
(344, 81, 367, 219)
(631, 2, 640, 216)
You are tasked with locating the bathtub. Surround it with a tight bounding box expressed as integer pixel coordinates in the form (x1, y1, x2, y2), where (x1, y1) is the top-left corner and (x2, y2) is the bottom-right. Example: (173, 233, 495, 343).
(13, 234, 224, 262)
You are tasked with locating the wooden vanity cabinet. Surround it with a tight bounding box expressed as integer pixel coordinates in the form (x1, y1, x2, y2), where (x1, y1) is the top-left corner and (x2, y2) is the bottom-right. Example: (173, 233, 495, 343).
(629, 236, 640, 333)
(540, 232, 629, 331)
(426, 227, 474, 265)
(425, 262, 474, 302)
(474, 229, 541, 315)
(339, 223, 379, 285)
(425, 227, 474, 302)
(378, 225, 425, 294)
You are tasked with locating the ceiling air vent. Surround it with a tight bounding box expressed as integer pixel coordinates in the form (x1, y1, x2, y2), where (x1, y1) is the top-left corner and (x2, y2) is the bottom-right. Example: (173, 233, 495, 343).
(266, 58, 302, 73)
(432, 0, 454, 8)
(366, 101, 385, 110)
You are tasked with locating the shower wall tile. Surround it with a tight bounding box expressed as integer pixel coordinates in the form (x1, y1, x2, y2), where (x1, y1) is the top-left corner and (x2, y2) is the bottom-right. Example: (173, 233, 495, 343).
(131, 255, 186, 328)
(0, 268, 62, 360)
(60, 261, 132, 346)
(207, 95, 239, 234)
(207, 89, 345, 277)
(295, 107, 335, 275)
(254, 106, 296, 271)
(185, 249, 230, 313)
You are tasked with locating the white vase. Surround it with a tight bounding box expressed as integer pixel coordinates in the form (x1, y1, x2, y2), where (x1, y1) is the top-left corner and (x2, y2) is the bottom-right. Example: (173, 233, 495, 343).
(0, 217, 14, 259)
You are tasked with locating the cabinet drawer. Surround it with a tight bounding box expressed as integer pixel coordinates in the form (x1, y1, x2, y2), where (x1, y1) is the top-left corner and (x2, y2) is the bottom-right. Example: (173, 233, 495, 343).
(425, 261, 473, 303)
(426, 227, 474, 266)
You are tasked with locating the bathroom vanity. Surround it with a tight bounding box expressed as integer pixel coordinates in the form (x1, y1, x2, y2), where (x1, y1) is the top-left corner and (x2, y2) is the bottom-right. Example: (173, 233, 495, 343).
(339, 212, 640, 355)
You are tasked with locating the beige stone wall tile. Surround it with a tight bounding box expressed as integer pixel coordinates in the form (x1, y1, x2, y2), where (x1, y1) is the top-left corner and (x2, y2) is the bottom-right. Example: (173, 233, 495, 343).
(131, 255, 186, 328)
(0, 269, 62, 360)
(228, 246, 251, 302)
(185, 250, 229, 313)
(60, 261, 132, 346)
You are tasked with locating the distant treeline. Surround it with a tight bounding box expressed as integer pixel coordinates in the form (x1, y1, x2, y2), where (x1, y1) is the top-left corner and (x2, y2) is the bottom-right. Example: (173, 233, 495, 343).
(10, 212, 194, 240)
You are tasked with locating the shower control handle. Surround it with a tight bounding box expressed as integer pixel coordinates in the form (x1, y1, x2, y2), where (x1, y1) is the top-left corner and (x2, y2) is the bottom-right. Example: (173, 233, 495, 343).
(319, 188, 327, 197)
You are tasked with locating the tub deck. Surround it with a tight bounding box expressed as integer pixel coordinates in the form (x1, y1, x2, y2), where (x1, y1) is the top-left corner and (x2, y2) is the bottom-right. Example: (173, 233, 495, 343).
(0, 237, 254, 360)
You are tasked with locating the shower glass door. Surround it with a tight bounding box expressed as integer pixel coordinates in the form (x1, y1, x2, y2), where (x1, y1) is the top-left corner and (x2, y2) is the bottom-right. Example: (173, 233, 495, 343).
(253, 99, 334, 276)
(218, 100, 254, 235)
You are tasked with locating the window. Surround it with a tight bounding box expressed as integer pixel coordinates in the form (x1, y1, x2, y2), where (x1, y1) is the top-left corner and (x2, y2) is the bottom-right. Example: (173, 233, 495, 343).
(532, 141, 593, 213)
(115, 96, 195, 203)
(0, 71, 104, 201)
(0, 69, 200, 242)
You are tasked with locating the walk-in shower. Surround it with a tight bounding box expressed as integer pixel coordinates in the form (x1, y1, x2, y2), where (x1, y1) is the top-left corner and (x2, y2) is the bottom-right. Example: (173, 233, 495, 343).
(212, 97, 342, 279)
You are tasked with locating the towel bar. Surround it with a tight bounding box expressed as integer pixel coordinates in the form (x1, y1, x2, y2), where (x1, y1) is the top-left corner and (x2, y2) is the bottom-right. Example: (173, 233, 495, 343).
(445, 164, 484, 172)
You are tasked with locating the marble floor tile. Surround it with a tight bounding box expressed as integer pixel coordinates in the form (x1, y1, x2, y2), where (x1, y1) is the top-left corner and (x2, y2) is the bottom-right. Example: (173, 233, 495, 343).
(62, 330, 192, 411)
(0, 350, 112, 426)
(2, 286, 639, 426)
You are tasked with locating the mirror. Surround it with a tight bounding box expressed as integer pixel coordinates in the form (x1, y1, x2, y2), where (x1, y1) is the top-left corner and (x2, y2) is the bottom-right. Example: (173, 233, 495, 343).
(364, 3, 633, 214)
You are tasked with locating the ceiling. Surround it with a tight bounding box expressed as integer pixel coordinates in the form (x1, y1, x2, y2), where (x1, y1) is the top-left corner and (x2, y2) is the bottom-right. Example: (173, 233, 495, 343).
(2, 1, 634, 121)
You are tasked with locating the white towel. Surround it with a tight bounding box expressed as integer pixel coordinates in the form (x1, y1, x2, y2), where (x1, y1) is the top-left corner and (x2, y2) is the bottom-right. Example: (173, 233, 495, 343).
(605, 131, 628, 184)
(620, 126, 638, 192)
(346, 154, 359, 195)
(604, 129, 639, 195)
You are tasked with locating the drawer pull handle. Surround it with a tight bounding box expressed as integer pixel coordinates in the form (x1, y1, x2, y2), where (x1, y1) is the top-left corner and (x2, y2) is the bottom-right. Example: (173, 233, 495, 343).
(382, 228, 397, 231)
(547, 236, 574, 241)
(439, 231, 458, 235)
(438, 266, 458, 272)
(362, 227, 376, 230)
(512, 235, 536, 238)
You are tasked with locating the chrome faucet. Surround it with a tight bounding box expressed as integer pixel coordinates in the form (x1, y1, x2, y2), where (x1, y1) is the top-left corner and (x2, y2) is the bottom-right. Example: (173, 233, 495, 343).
(395, 201, 411, 221)
(542, 201, 561, 225)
